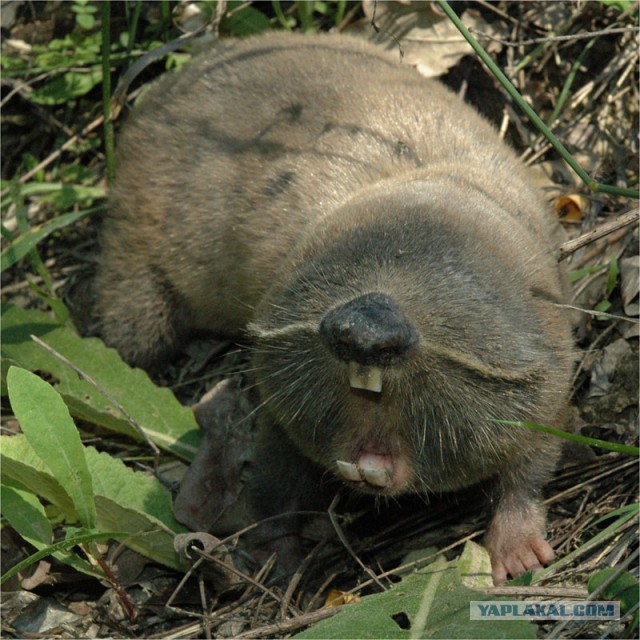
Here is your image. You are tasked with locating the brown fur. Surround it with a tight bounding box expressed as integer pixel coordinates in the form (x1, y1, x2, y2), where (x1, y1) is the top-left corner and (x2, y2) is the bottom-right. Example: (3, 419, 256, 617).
(94, 32, 575, 584)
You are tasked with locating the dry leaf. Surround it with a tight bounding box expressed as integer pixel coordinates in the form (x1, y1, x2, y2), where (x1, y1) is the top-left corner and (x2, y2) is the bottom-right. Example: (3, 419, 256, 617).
(324, 589, 362, 607)
(620, 256, 639, 316)
(356, 1, 491, 78)
(555, 194, 590, 222)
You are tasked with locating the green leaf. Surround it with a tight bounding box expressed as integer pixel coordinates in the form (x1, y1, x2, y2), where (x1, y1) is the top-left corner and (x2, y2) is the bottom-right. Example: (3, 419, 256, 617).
(1, 528, 123, 585)
(295, 550, 535, 639)
(606, 256, 619, 296)
(458, 540, 493, 589)
(494, 420, 640, 456)
(568, 264, 607, 283)
(536, 505, 639, 580)
(0, 478, 100, 581)
(590, 503, 640, 528)
(31, 67, 102, 105)
(1, 479, 53, 547)
(1, 434, 187, 570)
(221, 2, 272, 36)
(1, 207, 98, 272)
(1, 304, 201, 461)
(588, 568, 639, 616)
(594, 299, 612, 313)
(597, 0, 634, 10)
(7, 366, 97, 529)
(76, 13, 96, 30)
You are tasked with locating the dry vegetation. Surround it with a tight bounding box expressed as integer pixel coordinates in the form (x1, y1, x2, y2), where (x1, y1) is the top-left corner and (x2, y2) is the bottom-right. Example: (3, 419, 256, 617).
(1, 1, 638, 638)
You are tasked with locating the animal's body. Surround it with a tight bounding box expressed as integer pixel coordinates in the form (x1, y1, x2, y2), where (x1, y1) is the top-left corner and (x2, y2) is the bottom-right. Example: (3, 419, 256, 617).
(95, 32, 574, 584)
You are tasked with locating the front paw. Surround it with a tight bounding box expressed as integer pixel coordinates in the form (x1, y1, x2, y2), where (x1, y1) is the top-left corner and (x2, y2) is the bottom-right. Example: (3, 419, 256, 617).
(484, 504, 554, 585)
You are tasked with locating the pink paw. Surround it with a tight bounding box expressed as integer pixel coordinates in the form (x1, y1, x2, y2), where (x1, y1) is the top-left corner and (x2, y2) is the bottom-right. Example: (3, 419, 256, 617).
(484, 502, 555, 585)
(488, 535, 554, 585)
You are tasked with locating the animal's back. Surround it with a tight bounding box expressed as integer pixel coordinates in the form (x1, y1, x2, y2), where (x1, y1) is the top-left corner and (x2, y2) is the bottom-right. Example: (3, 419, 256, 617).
(97, 32, 560, 362)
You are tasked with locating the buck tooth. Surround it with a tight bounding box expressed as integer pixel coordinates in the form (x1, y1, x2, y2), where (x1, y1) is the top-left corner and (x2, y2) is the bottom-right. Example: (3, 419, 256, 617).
(348, 362, 382, 393)
(336, 460, 361, 482)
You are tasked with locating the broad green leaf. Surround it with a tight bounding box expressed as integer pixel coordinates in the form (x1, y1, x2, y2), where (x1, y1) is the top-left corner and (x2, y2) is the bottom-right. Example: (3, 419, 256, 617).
(1, 434, 187, 570)
(296, 551, 535, 639)
(458, 540, 493, 589)
(1, 479, 53, 546)
(1, 304, 201, 461)
(0, 433, 76, 518)
(222, 2, 272, 35)
(75, 13, 97, 30)
(7, 366, 97, 529)
(594, 299, 612, 313)
(588, 568, 639, 616)
(31, 67, 102, 104)
(1, 479, 102, 581)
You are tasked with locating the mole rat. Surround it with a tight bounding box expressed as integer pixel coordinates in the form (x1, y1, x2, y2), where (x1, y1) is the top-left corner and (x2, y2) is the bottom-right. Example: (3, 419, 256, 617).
(94, 32, 575, 585)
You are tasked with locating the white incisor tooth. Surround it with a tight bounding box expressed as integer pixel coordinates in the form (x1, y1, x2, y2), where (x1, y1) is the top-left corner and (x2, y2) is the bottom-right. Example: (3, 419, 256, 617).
(336, 460, 361, 482)
(348, 362, 383, 393)
(360, 463, 390, 487)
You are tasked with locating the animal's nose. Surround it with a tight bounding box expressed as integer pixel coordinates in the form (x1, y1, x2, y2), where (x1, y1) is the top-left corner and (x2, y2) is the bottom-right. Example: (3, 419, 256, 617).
(319, 292, 419, 366)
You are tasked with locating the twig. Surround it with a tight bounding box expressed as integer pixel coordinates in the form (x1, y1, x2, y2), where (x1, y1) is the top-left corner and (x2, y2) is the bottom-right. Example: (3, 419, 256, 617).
(0, 116, 104, 198)
(470, 26, 639, 48)
(546, 547, 640, 639)
(328, 494, 388, 591)
(234, 606, 343, 639)
(558, 209, 639, 261)
(195, 548, 289, 611)
(280, 537, 329, 619)
(553, 305, 638, 324)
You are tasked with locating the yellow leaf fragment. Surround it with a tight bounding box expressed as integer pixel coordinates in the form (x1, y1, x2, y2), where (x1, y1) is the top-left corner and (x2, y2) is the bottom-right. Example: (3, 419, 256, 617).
(324, 589, 362, 608)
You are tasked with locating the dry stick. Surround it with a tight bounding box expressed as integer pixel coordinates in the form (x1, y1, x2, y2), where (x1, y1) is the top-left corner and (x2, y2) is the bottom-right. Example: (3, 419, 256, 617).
(195, 548, 290, 613)
(558, 208, 640, 261)
(489, 586, 587, 598)
(0, 115, 104, 200)
(29, 334, 161, 466)
(571, 227, 630, 271)
(556, 304, 638, 325)
(170, 545, 297, 635)
(327, 494, 388, 591)
(570, 322, 618, 393)
(280, 537, 330, 619)
(234, 606, 344, 639)
(543, 459, 637, 506)
(471, 26, 639, 48)
(306, 571, 340, 613)
(547, 547, 640, 640)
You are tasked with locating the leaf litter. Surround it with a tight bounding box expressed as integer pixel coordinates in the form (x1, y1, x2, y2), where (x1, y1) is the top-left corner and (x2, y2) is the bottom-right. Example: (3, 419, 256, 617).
(1, 1, 638, 638)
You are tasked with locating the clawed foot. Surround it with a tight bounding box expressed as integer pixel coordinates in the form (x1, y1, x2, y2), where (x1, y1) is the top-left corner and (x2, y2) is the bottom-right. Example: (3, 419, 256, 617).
(484, 501, 555, 585)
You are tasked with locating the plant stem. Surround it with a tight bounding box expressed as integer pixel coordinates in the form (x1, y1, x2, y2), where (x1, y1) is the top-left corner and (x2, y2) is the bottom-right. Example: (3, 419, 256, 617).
(101, 2, 115, 185)
(436, 1, 639, 200)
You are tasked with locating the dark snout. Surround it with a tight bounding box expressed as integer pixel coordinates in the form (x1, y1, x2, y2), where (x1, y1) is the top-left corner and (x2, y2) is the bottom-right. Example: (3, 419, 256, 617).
(319, 292, 419, 366)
